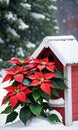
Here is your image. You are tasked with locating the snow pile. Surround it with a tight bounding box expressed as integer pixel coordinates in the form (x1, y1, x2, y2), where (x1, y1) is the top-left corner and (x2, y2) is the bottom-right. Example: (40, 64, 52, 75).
(0, 119, 78, 130)
(31, 13, 45, 20)
(7, 27, 20, 38)
(6, 12, 17, 21)
(49, 40, 78, 65)
(49, 98, 65, 106)
(0, 73, 10, 118)
(27, 42, 36, 48)
(20, 3, 31, 10)
(18, 19, 29, 30)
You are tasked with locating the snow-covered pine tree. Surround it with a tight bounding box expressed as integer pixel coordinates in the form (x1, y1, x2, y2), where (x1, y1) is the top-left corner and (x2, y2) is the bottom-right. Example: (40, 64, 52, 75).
(0, 0, 30, 62)
(0, 0, 58, 68)
(26, 0, 58, 46)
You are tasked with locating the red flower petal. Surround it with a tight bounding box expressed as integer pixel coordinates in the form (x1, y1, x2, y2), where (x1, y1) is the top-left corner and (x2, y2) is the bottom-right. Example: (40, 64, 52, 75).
(17, 84, 27, 91)
(40, 83, 51, 95)
(30, 79, 41, 86)
(24, 58, 32, 64)
(34, 72, 43, 79)
(10, 95, 18, 108)
(14, 74, 24, 83)
(2, 74, 12, 82)
(16, 92, 26, 102)
(28, 75, 36, 80)
(43, 57, 48, 63)
(6, 68, 16, 75)
(4, 86, 15, 93)
(25, 88, 32, 94)
(44, 73, 56, 79)
(8, 58, 20, 64)
(46, 64, 55, 72)
(37, 65, 45, 71)
(50, 82, 54, 88)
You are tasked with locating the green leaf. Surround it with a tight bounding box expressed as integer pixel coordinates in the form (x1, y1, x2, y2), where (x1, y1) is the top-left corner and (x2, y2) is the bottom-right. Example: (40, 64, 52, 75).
(32, 86, 39, 91)
(48, 114, 61, 123)
(41, 110, 47, 118)
(23, 78, 31, 86)
(52, 80, 68, 90)
(29, 103, 42, 117)
(55, 68, 66, 80)
(51, 80, 59, 88)
(19, 107, 32, 125)
(6, 111, 18, 124)
(42, 102, 51, 110)
(32, 91, 40, 101)
(56, 80, 68, 90)
(27, 97, 32, 103)
(1, 105, 13, 114)
(51, 88, 59, 97)
(40, 90, 51, 101)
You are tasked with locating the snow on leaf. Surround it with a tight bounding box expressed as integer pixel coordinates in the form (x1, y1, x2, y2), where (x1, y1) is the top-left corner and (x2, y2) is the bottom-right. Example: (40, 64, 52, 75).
(20, 3, 31, 10)
(18, 19, 29, 30)
(49, 98, 65, 106)
(54, 26, 59, 30)
(7, 27, 20, 38)
(0, 38, 4, 43)
(31, 12, 45, 20)
(0, 0, 9, 4)
(6, 12, 17, 21)
(17, 47, 25, 57)
(27, 42, 36, 48)
(46, 109, 62, 122)
(49, 5, 58, 10)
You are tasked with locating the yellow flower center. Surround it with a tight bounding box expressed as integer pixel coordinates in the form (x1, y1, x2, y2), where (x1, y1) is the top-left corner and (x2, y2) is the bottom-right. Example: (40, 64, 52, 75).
(15, 70, 19, 74)
(42, 61, 46, 65)
(20, 60, 24, 64)
(15, 89, 20, 94)
(40, 78, 45, 82)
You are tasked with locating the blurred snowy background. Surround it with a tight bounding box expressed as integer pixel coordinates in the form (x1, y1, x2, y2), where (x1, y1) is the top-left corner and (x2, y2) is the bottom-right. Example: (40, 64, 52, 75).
(0, 0, 78, 69)
(56, 0, 78, 40)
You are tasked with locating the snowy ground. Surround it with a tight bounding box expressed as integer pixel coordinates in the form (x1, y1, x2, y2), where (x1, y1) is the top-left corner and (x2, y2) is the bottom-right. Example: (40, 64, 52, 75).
(0, 70, 78, 130)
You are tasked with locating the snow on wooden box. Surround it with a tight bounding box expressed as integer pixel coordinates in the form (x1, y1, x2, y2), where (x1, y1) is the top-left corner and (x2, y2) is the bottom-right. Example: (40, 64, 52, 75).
(31, 35, 78, 126)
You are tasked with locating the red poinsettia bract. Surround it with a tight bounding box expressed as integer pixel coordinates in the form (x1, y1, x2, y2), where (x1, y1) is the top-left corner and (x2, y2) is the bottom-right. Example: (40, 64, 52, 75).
(8, 57, 33, 65)
(28, 71, 56, 95)
(2, 84, 32, 108)
(2, 66, 27, 83)
(33, 58, 55, 72)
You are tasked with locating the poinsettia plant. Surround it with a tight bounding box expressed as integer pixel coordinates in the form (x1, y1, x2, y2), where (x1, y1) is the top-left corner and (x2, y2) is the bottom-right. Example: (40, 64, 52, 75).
(1, 57, 68, 125)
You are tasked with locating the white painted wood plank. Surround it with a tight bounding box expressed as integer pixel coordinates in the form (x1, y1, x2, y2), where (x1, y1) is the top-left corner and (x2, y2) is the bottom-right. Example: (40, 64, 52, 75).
(64, 66, 72, 126)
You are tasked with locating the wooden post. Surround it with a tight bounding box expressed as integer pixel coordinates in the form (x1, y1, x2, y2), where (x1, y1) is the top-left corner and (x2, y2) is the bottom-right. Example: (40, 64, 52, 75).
(64, 66, 72, 126)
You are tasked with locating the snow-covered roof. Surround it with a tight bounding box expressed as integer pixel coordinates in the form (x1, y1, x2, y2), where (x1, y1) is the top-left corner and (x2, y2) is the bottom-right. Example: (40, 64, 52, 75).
(31, 35, 78, 66)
